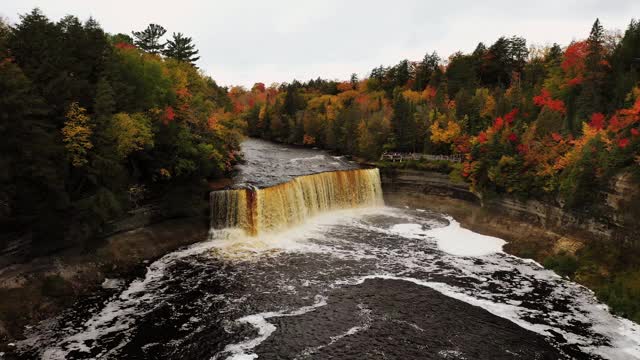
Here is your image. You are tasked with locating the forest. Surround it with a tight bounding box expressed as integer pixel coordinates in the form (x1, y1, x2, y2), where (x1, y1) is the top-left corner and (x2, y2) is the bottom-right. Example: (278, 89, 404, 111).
(0, 9, 244, 254)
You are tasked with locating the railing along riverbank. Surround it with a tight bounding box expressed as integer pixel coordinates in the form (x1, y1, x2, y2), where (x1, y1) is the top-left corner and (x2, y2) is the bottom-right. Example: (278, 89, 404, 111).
(380, 152, 463, 163)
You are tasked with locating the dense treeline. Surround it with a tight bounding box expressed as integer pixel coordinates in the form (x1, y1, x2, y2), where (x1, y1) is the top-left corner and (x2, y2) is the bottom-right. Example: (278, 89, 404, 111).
(233, 19, 640, 209)
(0, 9, 243, 254)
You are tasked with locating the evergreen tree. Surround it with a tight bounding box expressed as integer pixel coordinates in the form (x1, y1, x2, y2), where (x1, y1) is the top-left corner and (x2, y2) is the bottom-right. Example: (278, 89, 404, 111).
(340, 105, 360, 154)
(576, 19, 608, 125)
(391, 90, 416, 152)
(479, 36, 528, 88)
(0, 60, 68, 251)
(446, 52, 477, 97)
(10, 9, 109, 121)
(163, 32, 200, 65)
(0, 16, 10, 58)
(586, 18, 605, 70)
(546, 43, 563, 67)
(132, 23, 166, 54)
(413, 51, 440, 91)
(472, 42, 487, 57)
(394, 59, 411, 88)
(350, 73, 359, 88)
(370, 65, 386, 82)
(93, 77, 116, 149)
(110, 33, 134, 45)
(610, 19, 640, 108)
(283, 82, 305, 117)
(9, 9, 62, 112)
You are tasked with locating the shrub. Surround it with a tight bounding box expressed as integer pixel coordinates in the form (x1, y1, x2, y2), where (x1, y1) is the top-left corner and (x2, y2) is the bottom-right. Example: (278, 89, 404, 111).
(543, 253, 579, 277)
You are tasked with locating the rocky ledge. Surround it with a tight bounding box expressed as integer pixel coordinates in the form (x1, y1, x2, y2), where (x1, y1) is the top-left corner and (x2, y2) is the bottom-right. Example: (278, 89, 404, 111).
(380, 168, 640, 252)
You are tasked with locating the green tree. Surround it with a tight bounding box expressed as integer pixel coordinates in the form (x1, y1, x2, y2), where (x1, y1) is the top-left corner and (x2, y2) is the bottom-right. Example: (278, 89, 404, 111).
(575, 19, 608, 125)
(94, 78, 115, 121)
(9, 10, 109, 119)
(282, 82, 305, 117)
(390, 89, 416, 152)
(163, 32, 200, 65)
(413, 52, 440, 91)
(535, 107, 565, 136)
(110, 33, 133, 45)
(610, 19, 640, 109)
(446, 52, 477, 97)
(0, 60, 68, 251)
(108, 112, 154, 159)
(132, 23, 166, 54)
(0, 16, 10, 57)
(545, 43, 563, 67)
(479, 36, 528, 88)
(350, 73, 359, 88)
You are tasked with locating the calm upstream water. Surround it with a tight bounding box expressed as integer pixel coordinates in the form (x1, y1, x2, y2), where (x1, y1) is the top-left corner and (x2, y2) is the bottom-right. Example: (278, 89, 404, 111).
(12, 139, 640, 359)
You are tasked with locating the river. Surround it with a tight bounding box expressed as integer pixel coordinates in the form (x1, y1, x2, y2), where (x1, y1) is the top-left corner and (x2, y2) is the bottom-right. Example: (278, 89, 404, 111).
(12, 139, 640, 359)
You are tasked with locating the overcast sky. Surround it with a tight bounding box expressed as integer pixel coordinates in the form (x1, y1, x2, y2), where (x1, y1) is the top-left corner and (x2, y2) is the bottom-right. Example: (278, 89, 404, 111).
(1, 0, 639, 87)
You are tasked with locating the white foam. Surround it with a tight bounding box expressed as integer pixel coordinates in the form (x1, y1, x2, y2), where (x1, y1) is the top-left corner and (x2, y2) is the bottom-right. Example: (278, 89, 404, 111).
(389, 217, 505, 257)
(214, 295, 328, 360)
(389, 223, 426, 239)
(101, 278, 124, 289)
(209, 207, 388, 261)
(288, 155, 326, 163)
(426, 216, 505, 256)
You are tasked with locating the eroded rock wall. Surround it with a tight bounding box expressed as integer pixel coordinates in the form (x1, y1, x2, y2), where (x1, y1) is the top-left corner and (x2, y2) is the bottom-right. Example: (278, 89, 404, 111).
(380, 168, 639, 249)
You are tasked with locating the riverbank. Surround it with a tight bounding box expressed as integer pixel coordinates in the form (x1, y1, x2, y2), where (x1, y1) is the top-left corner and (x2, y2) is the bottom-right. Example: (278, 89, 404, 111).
(0, 216, 209, 349)
(380, 166, 640, 323)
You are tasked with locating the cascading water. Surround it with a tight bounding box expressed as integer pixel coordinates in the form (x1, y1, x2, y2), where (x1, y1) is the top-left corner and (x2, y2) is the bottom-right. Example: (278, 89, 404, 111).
(210, 168, 384, 235)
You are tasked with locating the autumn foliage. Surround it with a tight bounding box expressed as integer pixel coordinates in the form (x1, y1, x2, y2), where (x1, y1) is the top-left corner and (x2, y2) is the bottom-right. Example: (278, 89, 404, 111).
(533, 89, 566, 114)
(233, 17, 639, 213)
(1, 9, 243, 252)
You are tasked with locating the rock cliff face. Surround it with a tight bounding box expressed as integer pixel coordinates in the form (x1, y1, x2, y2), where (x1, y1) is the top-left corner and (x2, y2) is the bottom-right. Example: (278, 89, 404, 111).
(379, 169, 478, 203)
(380, 168, 639, 250)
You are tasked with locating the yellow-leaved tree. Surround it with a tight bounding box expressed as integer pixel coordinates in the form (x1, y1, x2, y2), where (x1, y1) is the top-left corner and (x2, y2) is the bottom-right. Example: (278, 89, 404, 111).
(429, 113, 461, 145)
(62, 102, 93, 167)
(108, 112, 154, 159)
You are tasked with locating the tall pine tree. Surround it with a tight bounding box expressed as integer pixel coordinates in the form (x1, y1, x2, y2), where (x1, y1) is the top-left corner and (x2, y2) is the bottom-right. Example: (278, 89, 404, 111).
(575, 19, 607, 128)
(163, 32, 200, 65)
(132, 23, 166, 54)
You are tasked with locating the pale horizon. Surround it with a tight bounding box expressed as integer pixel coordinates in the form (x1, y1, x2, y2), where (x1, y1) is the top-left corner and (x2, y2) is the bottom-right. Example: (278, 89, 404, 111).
(1, 0, 639, 87)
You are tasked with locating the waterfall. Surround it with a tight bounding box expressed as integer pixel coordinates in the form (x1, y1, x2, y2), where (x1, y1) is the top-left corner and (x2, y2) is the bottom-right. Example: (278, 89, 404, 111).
(210, 168, 384, 235)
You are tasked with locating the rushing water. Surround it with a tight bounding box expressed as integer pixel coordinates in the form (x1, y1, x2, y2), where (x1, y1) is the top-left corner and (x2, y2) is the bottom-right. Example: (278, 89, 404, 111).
(12, 139, 640, 360)
(210, 169, 383, 235)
